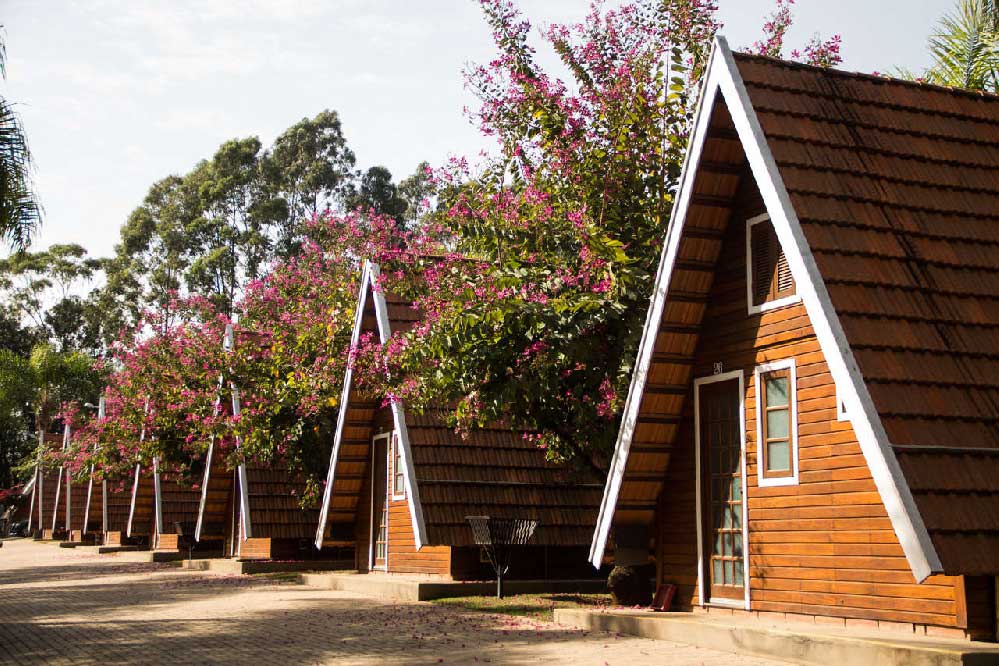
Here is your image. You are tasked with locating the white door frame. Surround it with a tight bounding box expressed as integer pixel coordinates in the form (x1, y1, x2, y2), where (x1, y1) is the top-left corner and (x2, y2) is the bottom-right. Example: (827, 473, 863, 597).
(694, 369, 750, 610)
(368, 431, 392, 572)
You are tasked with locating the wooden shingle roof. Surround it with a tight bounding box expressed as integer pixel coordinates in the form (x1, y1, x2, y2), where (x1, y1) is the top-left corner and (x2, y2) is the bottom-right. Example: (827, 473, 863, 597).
(316, 262, 602, 549)
(734, 52, 999, 575)
(592, 37, 999, 580)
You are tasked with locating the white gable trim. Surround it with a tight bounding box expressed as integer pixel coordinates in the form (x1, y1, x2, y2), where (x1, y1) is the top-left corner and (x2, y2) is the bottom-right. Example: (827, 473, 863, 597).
(194, 438, 215, 542)
(126, 462, 141, 538)
(588, 41, 726, 567)
(83, 466, 95, 535)
(196, 376, 225, 542)
(152, 456, 164, 547)
(590, 36, 941, 581)
(314, 261, 373, 548)
(313, 261, 429, 550)
(27, 469, 37, 533)
(127, 402, 150, 539)
(230, 385, 252, 541)
(368, 263, 428, 550)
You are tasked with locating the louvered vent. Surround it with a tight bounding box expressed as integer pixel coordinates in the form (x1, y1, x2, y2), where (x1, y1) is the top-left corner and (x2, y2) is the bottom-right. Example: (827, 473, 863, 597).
(750, 218, 794, 306)
(751, 222, 771, 305)
(776, 250, 793, 293)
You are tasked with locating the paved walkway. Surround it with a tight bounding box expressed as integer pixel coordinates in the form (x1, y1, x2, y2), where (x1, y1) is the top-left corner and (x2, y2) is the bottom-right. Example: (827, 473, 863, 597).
(0, 539, 786, 665)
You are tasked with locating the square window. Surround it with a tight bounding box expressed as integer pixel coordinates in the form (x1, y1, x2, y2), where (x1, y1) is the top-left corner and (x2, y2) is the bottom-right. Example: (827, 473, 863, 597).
(756, 362, 798, 486)
(391, 433, 405, 499)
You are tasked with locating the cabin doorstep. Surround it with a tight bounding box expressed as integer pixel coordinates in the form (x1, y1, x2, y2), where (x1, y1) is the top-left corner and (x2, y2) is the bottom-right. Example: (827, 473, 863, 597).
(591, 38, 999, 641)
(314, 262, 604, 580)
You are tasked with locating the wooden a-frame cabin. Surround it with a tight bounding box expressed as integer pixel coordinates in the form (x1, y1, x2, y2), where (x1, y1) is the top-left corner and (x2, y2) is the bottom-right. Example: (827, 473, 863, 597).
(191, 328, 330, 561)
(591, 38, 999, 640)
(27, 433, 68, 539)
(193, 446, 327, 560)
(314, 262, 604, 579)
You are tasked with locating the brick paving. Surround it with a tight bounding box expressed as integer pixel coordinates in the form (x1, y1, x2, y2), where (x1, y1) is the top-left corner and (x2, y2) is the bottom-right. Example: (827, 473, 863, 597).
(0, 539, 785, 665)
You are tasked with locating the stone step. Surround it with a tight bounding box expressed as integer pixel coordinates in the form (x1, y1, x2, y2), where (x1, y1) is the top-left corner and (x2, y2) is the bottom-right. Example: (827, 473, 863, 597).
(553, 609, 999, 666)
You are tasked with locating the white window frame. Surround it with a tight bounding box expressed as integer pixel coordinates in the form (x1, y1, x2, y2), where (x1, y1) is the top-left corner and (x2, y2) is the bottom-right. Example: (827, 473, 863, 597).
(754, 358, 799, 488)
(390, 431, 406, 501)
(746, 213, 801, 315)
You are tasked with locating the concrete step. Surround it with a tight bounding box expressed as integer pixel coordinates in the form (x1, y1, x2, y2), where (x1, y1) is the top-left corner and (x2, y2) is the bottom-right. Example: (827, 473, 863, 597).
(181, 558, 353, 575)
(96, 545, 143, 554)
(300, 572, 607, 602)
(554, 609, 999, 666)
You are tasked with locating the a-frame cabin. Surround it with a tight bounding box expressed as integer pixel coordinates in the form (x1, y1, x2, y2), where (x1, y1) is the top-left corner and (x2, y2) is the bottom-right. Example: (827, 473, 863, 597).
(591, 38, 999, 640)
(193, 328, 329, 561)
(194, 447, 327, 560)
(314, 262, 604, 580)
(28, 433, 65, 539)
(151, 464, 207, 552)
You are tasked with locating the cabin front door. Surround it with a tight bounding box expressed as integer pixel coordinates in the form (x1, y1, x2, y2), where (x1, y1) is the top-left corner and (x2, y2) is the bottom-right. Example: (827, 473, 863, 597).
(696, 373, 747, 607)
(370, 432, 390, 571)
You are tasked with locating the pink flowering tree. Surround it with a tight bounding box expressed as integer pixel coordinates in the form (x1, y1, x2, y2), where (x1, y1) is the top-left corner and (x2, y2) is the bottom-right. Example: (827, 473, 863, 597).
(65, 213, 398, 500)
(353, 0, 841, 472)
(751, 0, 843, 67)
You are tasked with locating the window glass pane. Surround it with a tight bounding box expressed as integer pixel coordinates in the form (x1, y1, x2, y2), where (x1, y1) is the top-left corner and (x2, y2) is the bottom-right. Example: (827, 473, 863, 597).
(767, 440, 791, 472)
(713, 559, 723, 582)
(732, 477, 742, 501)
(766, 409, 789, 439)
(734, 561, 744, 586)
(766, 376, 789, 406)
(714, 533, 724, 555)
(732, 505, 742, 529)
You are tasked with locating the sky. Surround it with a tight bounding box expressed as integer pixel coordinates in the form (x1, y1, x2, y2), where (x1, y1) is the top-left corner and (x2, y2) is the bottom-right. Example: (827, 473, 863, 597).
(3, 0, 952, 262)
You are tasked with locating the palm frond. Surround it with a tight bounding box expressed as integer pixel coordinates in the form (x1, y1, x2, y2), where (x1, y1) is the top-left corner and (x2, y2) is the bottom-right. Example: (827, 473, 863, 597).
(924, 0, 999, 92)
(0, 98, 41, 250)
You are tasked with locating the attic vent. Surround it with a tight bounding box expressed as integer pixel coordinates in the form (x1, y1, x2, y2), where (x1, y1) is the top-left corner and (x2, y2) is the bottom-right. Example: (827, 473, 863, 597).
(749, 215, 795, 310)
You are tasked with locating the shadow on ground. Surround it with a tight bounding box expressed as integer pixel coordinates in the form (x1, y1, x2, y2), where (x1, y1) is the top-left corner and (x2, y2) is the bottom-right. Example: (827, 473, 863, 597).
(0, 545, 630, 665)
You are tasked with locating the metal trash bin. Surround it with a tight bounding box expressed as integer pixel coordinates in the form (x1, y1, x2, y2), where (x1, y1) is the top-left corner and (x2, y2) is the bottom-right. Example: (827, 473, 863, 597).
(466, 515, 538, 598)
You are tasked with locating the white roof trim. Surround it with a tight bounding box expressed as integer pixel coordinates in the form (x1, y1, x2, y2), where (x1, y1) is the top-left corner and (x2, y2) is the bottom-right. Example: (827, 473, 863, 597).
(590, 36, 941, 581)
(369, 263, 428, 550)
(127, 402, 150, 539)
(126, 462, 141, 538)
(588, 41, 726, 567)
(314, 261, 429, 550)
(314, 261, 373, 548)
(152, 456, 163, 544)
(231, 385, 252, 540)
(196, 374, 225, 541)
(194, 438, 214, 542)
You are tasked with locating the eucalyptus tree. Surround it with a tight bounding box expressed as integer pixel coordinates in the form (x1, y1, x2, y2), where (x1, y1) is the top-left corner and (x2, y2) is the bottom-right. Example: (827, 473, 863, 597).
(264, 109, 356, 256)
(0, 244, 103, 352)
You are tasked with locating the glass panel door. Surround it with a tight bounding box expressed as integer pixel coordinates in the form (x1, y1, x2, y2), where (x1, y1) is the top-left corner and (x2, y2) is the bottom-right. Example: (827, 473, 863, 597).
(370, 434, 389, 570)
(700, 378, 745, 603)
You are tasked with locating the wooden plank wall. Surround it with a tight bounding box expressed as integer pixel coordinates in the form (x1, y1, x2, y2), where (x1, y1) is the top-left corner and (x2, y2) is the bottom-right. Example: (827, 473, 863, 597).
(655, 170, 967, 631)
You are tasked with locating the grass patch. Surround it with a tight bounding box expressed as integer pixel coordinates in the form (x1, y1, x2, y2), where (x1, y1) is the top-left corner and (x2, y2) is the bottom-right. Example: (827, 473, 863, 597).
(432, 592, 612, 623)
